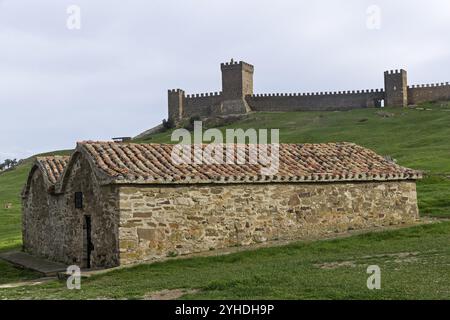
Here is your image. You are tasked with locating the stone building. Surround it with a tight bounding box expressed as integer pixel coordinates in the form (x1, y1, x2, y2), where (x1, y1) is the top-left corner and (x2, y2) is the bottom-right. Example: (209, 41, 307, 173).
(22, 141, 422, 269)
(168, 60, 450, 122)
(22, 156, 70, 262)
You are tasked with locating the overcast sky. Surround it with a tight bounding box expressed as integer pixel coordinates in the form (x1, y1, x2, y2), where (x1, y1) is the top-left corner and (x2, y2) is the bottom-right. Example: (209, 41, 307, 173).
(0, 0, 449, 160)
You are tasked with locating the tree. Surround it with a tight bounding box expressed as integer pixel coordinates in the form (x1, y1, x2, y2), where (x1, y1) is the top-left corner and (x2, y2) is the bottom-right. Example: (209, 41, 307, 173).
(162, 118, 175, 130)
(0, 158, 19, 171)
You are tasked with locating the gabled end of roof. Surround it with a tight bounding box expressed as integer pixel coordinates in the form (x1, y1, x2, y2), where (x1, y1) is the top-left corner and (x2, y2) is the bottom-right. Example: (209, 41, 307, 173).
(22, 156, 70, 198)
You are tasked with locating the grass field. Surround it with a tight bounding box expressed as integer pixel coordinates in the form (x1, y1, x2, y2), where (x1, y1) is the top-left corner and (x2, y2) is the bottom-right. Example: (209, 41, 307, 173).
(0, 103, 449, 299)
(1, 222, 449, 299)
(0, 149, 71, 251)
(0, 163, 31, 251)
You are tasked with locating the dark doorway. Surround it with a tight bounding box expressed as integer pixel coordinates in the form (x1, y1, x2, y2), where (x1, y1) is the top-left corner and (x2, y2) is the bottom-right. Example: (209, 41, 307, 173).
(83, 215, 93, 268)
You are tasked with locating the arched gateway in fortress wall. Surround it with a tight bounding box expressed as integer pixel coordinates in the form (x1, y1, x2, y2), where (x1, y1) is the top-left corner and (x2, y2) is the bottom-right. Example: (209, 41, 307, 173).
(167, 60, 450, 122)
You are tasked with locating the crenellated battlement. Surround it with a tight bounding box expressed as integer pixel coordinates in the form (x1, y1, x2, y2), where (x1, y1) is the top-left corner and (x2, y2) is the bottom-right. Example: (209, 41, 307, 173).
(185, 91, 222, 99)
(384, 69, 406, 75)
(408, 82, 450, 89)
(220, 60, 241, 67)
(166, 60, 450, 121)
(168, 89, 185, 94)
(220, 60, 254, 71)
(249, 88, 384, 98)
(407, 81, 450, 105)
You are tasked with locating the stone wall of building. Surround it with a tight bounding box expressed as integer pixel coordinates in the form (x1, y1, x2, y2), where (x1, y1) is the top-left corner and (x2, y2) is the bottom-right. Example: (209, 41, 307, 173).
(169, 89, 387, 121)
(22, 169, 65, 261)
(407, 83, 450, 105)
(58, 154, 120, 268)
(245, 90, 385, 112)
(23, 154, 121, 269)
(118, 181, 419, 265)
(183, 92, 223, 118)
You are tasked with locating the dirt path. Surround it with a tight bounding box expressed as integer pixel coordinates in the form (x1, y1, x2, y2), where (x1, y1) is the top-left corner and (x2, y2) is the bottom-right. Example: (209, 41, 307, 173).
(143, 289, 200, 300)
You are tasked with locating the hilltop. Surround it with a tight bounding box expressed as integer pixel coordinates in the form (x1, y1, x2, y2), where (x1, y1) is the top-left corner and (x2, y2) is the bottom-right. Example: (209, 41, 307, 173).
(0, 149, 72, 250)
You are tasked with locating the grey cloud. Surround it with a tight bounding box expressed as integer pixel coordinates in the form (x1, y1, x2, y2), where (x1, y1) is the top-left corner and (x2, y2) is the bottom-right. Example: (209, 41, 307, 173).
(0, 0, 449, 159)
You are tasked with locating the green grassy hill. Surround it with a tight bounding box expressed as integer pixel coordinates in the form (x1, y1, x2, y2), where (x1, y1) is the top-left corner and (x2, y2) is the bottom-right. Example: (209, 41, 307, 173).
(1, 102, 450, 299)
(0, 164, 31, 251)
(0, 150, 71, 251)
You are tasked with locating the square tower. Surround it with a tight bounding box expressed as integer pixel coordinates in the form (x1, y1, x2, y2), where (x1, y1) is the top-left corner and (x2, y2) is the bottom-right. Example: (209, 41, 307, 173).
(168, 89, 185, 122)
(384, 69, 408, 107)
(221, 60, 254, 100)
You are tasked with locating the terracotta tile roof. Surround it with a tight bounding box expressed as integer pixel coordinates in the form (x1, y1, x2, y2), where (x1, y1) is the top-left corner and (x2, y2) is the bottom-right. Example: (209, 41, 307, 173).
(23, 156, 70, 197)
(36, 156, 70, 184)
(75, 141, 422, 185)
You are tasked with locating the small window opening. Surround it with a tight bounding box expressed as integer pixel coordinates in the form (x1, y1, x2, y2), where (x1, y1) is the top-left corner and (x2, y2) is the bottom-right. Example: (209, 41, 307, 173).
(75, 192, 83, 209)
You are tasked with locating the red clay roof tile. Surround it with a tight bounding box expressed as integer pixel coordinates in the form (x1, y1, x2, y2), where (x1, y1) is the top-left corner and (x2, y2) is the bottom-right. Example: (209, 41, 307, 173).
(35, 156, 70, 184)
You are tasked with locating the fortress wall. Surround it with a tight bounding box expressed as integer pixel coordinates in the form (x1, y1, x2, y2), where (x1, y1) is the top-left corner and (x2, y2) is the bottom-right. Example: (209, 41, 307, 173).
(246, 90, 385, 112)
(407, 83, 450, 105)
(183, 92, 223, 118)
(169, 61, 450, 120)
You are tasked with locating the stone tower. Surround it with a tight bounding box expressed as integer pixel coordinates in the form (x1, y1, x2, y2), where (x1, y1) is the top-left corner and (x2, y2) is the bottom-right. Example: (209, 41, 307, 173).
(168, 89, 185, 122)
(384, 70, 408, 107)
(220, 59, 254, 114)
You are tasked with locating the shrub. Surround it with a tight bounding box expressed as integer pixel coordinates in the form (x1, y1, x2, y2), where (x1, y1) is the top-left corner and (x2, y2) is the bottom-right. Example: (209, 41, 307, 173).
(184, 115, 201, 131)
(162, 118, 175, 130)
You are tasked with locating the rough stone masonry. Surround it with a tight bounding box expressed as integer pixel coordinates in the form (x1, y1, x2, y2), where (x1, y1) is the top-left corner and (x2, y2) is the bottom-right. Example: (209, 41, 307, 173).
(118, 181, 418, 264)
